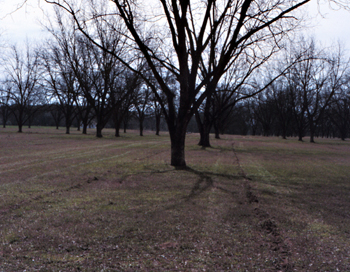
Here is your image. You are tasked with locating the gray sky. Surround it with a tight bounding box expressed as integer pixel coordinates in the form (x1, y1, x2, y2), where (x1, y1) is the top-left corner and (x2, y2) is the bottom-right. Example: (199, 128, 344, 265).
(306, 0, 350, 49)
(0, 0, 349, 50)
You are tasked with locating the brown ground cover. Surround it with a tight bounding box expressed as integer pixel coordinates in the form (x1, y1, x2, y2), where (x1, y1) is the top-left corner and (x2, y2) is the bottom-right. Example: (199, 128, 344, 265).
(0, 127, 349, 271)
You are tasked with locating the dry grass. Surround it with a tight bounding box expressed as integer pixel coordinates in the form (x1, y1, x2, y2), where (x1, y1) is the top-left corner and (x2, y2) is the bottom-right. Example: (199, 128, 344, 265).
(0, 127, 349, 271)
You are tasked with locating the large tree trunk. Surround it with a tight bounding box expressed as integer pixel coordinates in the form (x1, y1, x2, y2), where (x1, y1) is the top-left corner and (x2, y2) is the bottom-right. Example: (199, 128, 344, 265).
(196, 98, 212, 147)
(168, 110, 192, 167)
(96, 123, 103, 138)
(195, 111, 211, 147)
(65, 125, 70, 134)
(170, 130, 186, 167)
(198, 126, 211, 147)
(82, 122, 88, 134)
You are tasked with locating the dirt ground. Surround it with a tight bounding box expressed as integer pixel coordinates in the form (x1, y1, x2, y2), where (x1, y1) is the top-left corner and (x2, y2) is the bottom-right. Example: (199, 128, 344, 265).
(0, 127, 349, 271)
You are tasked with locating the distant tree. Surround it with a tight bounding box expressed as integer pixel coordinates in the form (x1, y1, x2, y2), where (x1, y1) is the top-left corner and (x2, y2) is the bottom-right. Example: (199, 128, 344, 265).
(112, 69, 142, 137)
(264, 79, 293, 139)
(150, 92, 163, 136)
(48, 102, 64, 129)
(4, 44, 42, 133)
(329, 79, 350, 140)
(0, 83, 12, 128)
(74, 96, 94, 134)
(132, 85, 152, 136)
(211, 89, 237, 139)
(287, 39, 349, 142)
(42, 42, 78, 134)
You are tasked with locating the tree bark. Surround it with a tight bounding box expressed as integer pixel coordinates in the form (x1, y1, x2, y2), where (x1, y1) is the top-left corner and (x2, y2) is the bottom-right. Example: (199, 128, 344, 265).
(82, 123, 88, 134)
(96, 123, 103, 138)
(195, 111, 211, 147)
(18, 124, 23, 133)
(168, 108, 193, 167)
(170, 131, 186, 167)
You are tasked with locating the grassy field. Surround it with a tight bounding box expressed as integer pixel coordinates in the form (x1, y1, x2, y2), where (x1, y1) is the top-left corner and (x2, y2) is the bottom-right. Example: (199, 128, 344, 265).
(0, 127, 349, 271)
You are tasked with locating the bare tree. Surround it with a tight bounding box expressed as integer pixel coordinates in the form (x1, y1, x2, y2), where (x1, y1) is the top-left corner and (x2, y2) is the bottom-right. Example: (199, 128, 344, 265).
(42, 42, 78, 134)
(270, 82, 294, 139)
(132, 84, 152, 136)
(112, 69, 142, 137)
(4, 44, 42, 133)
(287, 39, 349, 142)
(48, 102, 64, 129)
(45, 0, 332, 166)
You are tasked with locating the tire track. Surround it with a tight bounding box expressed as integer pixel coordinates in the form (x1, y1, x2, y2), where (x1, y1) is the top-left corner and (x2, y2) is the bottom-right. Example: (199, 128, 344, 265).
(231, 141, 293, 271)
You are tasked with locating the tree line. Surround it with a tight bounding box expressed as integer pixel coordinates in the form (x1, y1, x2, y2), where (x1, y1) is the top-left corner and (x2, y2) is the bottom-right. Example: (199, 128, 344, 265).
(1, 0, 350, 167)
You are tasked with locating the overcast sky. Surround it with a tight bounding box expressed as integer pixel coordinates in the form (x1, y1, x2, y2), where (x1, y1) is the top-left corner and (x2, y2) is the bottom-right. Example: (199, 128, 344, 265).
(0, 0, 349, 51)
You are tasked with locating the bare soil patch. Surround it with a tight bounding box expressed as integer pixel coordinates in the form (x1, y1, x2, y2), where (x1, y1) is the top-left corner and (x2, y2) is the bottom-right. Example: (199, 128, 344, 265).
(0, 128, 349, 271)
